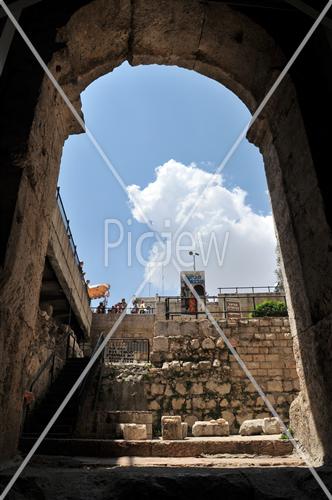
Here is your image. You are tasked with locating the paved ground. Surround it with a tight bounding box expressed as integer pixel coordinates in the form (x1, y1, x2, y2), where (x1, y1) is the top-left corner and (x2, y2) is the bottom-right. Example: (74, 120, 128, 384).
(1, 456, 332, 500)
(76, 454, 304, 468)
(19, 434, 293, 458)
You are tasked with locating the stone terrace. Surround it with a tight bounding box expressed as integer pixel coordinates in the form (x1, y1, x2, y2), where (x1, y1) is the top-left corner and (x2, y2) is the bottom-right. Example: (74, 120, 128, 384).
(93, 317, 299, 436)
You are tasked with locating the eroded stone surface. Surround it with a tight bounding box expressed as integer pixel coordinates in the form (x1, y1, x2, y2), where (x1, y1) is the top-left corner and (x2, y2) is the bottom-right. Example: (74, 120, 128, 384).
(192, 419, 229, 437)
(239, 419, 264, 436)
(3, 462, 330, 500)
(161, 416, 183, 440)
(263, 418, 283, 435)
(119, 423, 147, 440)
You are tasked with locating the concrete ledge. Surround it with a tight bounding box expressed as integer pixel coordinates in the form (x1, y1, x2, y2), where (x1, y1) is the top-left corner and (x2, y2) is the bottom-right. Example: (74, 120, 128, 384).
(20, 435, 293, 458)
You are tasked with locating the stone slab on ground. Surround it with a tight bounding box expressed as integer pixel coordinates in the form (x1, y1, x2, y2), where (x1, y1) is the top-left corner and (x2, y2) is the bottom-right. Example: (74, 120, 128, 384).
(19, 435, 293, 458)
(239, 419, 264, 436)
(192, 419, 229, 437)
(181, 422, 188, 439)
(97, 411, 153, 439)
(161, 416, 183, 440)
(117, 424, 147, 440)
(239, 418, 283, 436)
(263, 417, 283, 435)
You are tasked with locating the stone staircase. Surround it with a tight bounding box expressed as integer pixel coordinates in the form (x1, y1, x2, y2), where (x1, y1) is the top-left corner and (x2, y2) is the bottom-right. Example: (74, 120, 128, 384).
(22, 357, 90, 440)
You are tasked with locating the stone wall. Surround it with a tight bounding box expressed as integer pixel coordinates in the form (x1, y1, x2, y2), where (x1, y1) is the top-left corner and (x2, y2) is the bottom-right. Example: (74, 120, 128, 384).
(91, 314, 155, 348)
(95, 318, 298, 435)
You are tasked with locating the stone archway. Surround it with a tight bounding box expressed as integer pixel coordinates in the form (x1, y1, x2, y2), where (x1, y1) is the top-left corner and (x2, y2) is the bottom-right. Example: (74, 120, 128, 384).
(1, 0, 332, 465)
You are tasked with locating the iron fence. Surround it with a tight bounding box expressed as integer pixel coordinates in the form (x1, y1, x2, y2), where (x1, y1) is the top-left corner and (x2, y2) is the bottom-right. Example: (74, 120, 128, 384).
(56, 187, 82, 269)
(104, 338, 150, 364)
(159, 292, 287, 320)
(217, 285, 282, 294)
(91, 306, 155, 315)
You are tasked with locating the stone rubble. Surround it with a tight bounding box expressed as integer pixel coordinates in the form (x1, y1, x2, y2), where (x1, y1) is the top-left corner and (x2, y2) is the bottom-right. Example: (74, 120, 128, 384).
(118, 423, 148, 441)
(161, 415, 183, 440)
(192, 418, 230, 437)
(239, 417, 283, 436)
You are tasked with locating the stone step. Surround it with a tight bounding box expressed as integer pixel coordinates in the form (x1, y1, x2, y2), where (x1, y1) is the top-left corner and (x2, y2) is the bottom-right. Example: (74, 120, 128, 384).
(19, 435, 293, 458)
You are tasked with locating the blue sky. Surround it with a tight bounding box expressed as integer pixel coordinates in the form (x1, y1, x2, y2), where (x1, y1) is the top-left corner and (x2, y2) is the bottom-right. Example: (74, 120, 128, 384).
(59, 62, 274, 304)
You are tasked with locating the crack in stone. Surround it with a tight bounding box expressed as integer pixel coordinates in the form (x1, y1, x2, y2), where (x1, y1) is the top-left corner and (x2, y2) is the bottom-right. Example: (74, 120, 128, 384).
(127, 0, 136, 65)
(193, 1, 207, 71)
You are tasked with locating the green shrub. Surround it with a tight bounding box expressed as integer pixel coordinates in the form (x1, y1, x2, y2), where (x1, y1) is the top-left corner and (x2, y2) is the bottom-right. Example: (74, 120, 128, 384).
(280, 428, 294, 441)
(251, 300, 288, 317)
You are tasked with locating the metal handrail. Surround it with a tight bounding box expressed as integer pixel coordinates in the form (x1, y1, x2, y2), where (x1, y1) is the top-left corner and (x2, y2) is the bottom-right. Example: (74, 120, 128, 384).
(76, 332, 105, 399)
(29, 330, 78, 393)
(56, 187, 90, 300)
(217, 286, 281, 294)
(56, 187, 82, 270)
(75, 332, 106, 424)
(91, 306, 155, 314)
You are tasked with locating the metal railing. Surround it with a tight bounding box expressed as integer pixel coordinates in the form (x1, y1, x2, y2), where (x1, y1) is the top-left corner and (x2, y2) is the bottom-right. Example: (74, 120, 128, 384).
(29, 331, 79, 394)
(217, 285, 282, 294)
(56, 187, 82, 270)
(22, 330, 80, 433)
(104, 338, 150, 364)
(159, 293, 287, 320)
(91, 306, 155, 315)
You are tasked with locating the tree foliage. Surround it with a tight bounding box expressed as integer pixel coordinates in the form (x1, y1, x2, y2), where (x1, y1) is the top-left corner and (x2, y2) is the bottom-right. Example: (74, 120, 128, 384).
(252, 300, 288, 317)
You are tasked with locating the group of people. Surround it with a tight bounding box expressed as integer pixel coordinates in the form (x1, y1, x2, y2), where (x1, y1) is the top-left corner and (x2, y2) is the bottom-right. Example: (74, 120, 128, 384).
(109, 298, 127, 314)
(96, 301, 106, 314)
(96, 298, 152, 314)
(96, 298, 128, 314)
(132, 298, 151, 314)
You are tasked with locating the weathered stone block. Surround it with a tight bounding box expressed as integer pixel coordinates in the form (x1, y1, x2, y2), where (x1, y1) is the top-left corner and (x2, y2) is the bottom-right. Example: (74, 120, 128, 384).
(190, 338, 200, 350)
(239, 419, 264, 436)
(153, 336, 169, 352)
(181, 322, 198, 337)
(119, 423, 147, 440)
(263, 417, 283, 435)
(172, 397, 185, 411)
(198, 360, 211, 370)
(206, 381, 231, 395)
(161, 415, 183, 440)
(202, 338, 215, 349)
(192, 397, 206, 409)
(150, 352, 161, 364)
(192, 418, 229, 437)
(191, 383, 204, 395)
(267, 380, 283, 392)
(154, 321, 169, 337)
(150, 383, 165, 396)
(169, 360, 181, 370)
(175, 382, 186, 395)
(148, 400, 160, 411)
(103, 411, 153, 439)
(181, 422, 188, 439)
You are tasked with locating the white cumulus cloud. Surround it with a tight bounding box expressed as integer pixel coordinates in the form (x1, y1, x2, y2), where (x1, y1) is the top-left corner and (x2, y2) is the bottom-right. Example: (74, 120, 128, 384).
(127, 160, 277, 294)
